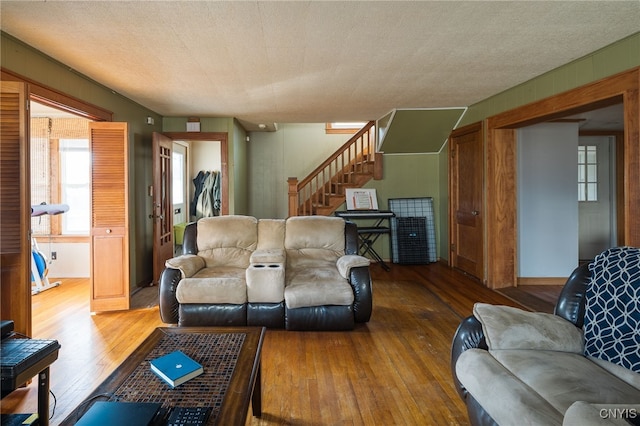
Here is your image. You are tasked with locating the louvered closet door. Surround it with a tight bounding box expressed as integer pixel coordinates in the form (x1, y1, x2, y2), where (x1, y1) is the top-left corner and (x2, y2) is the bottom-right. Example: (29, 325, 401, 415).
(0, 81, 31, 335)
(90, 122, 130, 312)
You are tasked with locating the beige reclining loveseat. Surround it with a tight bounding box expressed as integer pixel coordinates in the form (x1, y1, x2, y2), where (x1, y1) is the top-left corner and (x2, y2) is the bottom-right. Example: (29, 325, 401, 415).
(159, 215, 373, 330)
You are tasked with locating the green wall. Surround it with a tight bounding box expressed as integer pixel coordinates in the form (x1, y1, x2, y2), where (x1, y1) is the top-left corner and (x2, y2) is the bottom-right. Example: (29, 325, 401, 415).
(232, 119, 249, 215)
(247, 123, 354, 219)
(364, 153, 442, 260)
(459, 32, 640, 127)
(1, 32, 163, 289)
(246, 126, 443, 261)
(437, 31, 640, 261)
(459, 33, 640, 127)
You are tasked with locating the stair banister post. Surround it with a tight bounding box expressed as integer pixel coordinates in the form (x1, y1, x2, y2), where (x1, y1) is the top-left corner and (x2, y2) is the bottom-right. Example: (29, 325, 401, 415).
(374, 152, 384, 180)
(288, 177, 299, 217)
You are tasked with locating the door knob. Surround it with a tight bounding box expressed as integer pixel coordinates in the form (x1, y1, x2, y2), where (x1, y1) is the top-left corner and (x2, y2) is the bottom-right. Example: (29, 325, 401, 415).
(471, 210, 479, 216)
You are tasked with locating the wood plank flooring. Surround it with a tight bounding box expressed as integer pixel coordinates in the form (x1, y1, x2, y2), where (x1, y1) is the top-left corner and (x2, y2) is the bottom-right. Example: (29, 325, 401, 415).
(1, 263, 528, 425)
(497, 285, 563, 314)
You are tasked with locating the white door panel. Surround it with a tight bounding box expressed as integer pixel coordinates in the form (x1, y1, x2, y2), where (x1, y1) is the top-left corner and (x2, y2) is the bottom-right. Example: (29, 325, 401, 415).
(579, 136, 614, 260)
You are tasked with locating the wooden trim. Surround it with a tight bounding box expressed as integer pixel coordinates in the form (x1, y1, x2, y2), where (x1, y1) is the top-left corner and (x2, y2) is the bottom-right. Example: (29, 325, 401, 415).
(49, 138, 62, 235)
(287, 177, 299, 217)
(373, 151, 384, 180)
(517, 277, 567, 286)
(484, 126, 517, 289)
(163, 132, 229, 215)
(623, 85, 639, 246)
(484, 67, 639, 289)
(488, 68, 637, 129)
(1, 68, 113, 122)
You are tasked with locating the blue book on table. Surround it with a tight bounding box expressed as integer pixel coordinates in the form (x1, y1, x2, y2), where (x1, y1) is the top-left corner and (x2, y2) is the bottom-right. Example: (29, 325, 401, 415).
(149, 350, 203, 388)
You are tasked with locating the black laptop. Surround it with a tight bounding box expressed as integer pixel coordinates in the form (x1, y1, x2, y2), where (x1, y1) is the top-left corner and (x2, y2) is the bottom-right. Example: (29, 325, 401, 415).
(75, 401, 162, 426)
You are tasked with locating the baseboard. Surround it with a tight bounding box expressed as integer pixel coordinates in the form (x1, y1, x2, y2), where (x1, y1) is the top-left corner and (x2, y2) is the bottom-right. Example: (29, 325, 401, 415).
(517, 277, 566, 286)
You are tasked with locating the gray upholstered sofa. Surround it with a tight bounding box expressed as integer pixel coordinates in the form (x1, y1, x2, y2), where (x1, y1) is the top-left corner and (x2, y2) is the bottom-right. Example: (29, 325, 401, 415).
(451, 247, 640, 426)
(159, 215, 373, 330)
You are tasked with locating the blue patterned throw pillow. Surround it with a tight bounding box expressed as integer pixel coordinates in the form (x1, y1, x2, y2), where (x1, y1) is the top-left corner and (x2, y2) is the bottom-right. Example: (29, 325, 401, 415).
(583, 247, 640, 372)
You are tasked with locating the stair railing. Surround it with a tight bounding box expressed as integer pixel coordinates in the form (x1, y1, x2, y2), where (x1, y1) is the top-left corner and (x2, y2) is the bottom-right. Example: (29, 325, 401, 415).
(288, 121, 377, 216)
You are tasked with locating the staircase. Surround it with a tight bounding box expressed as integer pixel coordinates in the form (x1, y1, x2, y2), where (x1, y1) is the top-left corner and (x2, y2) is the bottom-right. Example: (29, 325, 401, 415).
(288, 121, 382, 216)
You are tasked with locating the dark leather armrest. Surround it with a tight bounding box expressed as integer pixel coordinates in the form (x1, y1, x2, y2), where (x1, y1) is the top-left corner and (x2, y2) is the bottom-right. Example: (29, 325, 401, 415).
(349, 266, 373, 323)
(554, 261, 590, 328)
(181, 222, 198, 255)
(159, 267, 181, 324)
(344, 221, 359, 255)
(451, 315, 487, 399)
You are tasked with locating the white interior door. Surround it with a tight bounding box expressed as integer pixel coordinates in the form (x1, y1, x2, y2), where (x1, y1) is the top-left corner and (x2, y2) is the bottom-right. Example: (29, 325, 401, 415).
(578, 136, 615, 260)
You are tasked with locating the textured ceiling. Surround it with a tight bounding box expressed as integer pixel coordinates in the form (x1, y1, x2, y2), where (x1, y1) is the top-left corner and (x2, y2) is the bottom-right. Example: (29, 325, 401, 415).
(1, 1, 639, 132)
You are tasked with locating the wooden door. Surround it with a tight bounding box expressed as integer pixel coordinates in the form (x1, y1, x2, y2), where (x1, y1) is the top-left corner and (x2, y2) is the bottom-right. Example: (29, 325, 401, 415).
(0, 81, 32, 335)
(89, 122, 129, 312)
(449, 122, 484, 281)
(152, 133, 173, 285)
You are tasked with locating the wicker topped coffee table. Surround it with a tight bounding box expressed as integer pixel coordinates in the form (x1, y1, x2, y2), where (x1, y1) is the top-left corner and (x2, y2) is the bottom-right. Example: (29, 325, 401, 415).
(60, 327, 265, 426)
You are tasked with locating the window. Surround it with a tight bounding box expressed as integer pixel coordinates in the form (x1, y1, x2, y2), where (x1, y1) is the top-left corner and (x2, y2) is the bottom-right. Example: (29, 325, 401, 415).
(578, 145, 598, 201)
(30, 103, 92, 237)
(325, 122, 367, 134)
(60, 139, 90, 234)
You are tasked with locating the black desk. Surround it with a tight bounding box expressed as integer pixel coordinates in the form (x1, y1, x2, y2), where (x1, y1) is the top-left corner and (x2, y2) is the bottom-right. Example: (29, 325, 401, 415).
(1, 334, 61, 426)
(334, 210, 395, 271)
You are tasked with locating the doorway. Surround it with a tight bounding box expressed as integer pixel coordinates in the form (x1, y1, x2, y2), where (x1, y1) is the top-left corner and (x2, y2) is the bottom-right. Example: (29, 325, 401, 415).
(484, 67, 638, 289)
(29, 101, 92, 290)
(515, 106, 622, 284)
(151, 132, 228, 286)
(517, 122, 581, 280)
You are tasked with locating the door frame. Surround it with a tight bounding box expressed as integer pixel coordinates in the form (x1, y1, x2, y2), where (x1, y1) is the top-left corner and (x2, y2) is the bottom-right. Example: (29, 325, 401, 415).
(151, 133, 175, 286)
(163, 132, 229, 216)
(150, 133, 228, 286)
(1, 70, 113, 332)
(2, 69, 113, 122)
(484, 67, 639, 289)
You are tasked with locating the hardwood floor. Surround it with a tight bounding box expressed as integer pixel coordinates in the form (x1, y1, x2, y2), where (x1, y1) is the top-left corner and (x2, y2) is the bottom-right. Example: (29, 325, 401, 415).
(496, 285, 563, 314)
(1, 263, 527, 425)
